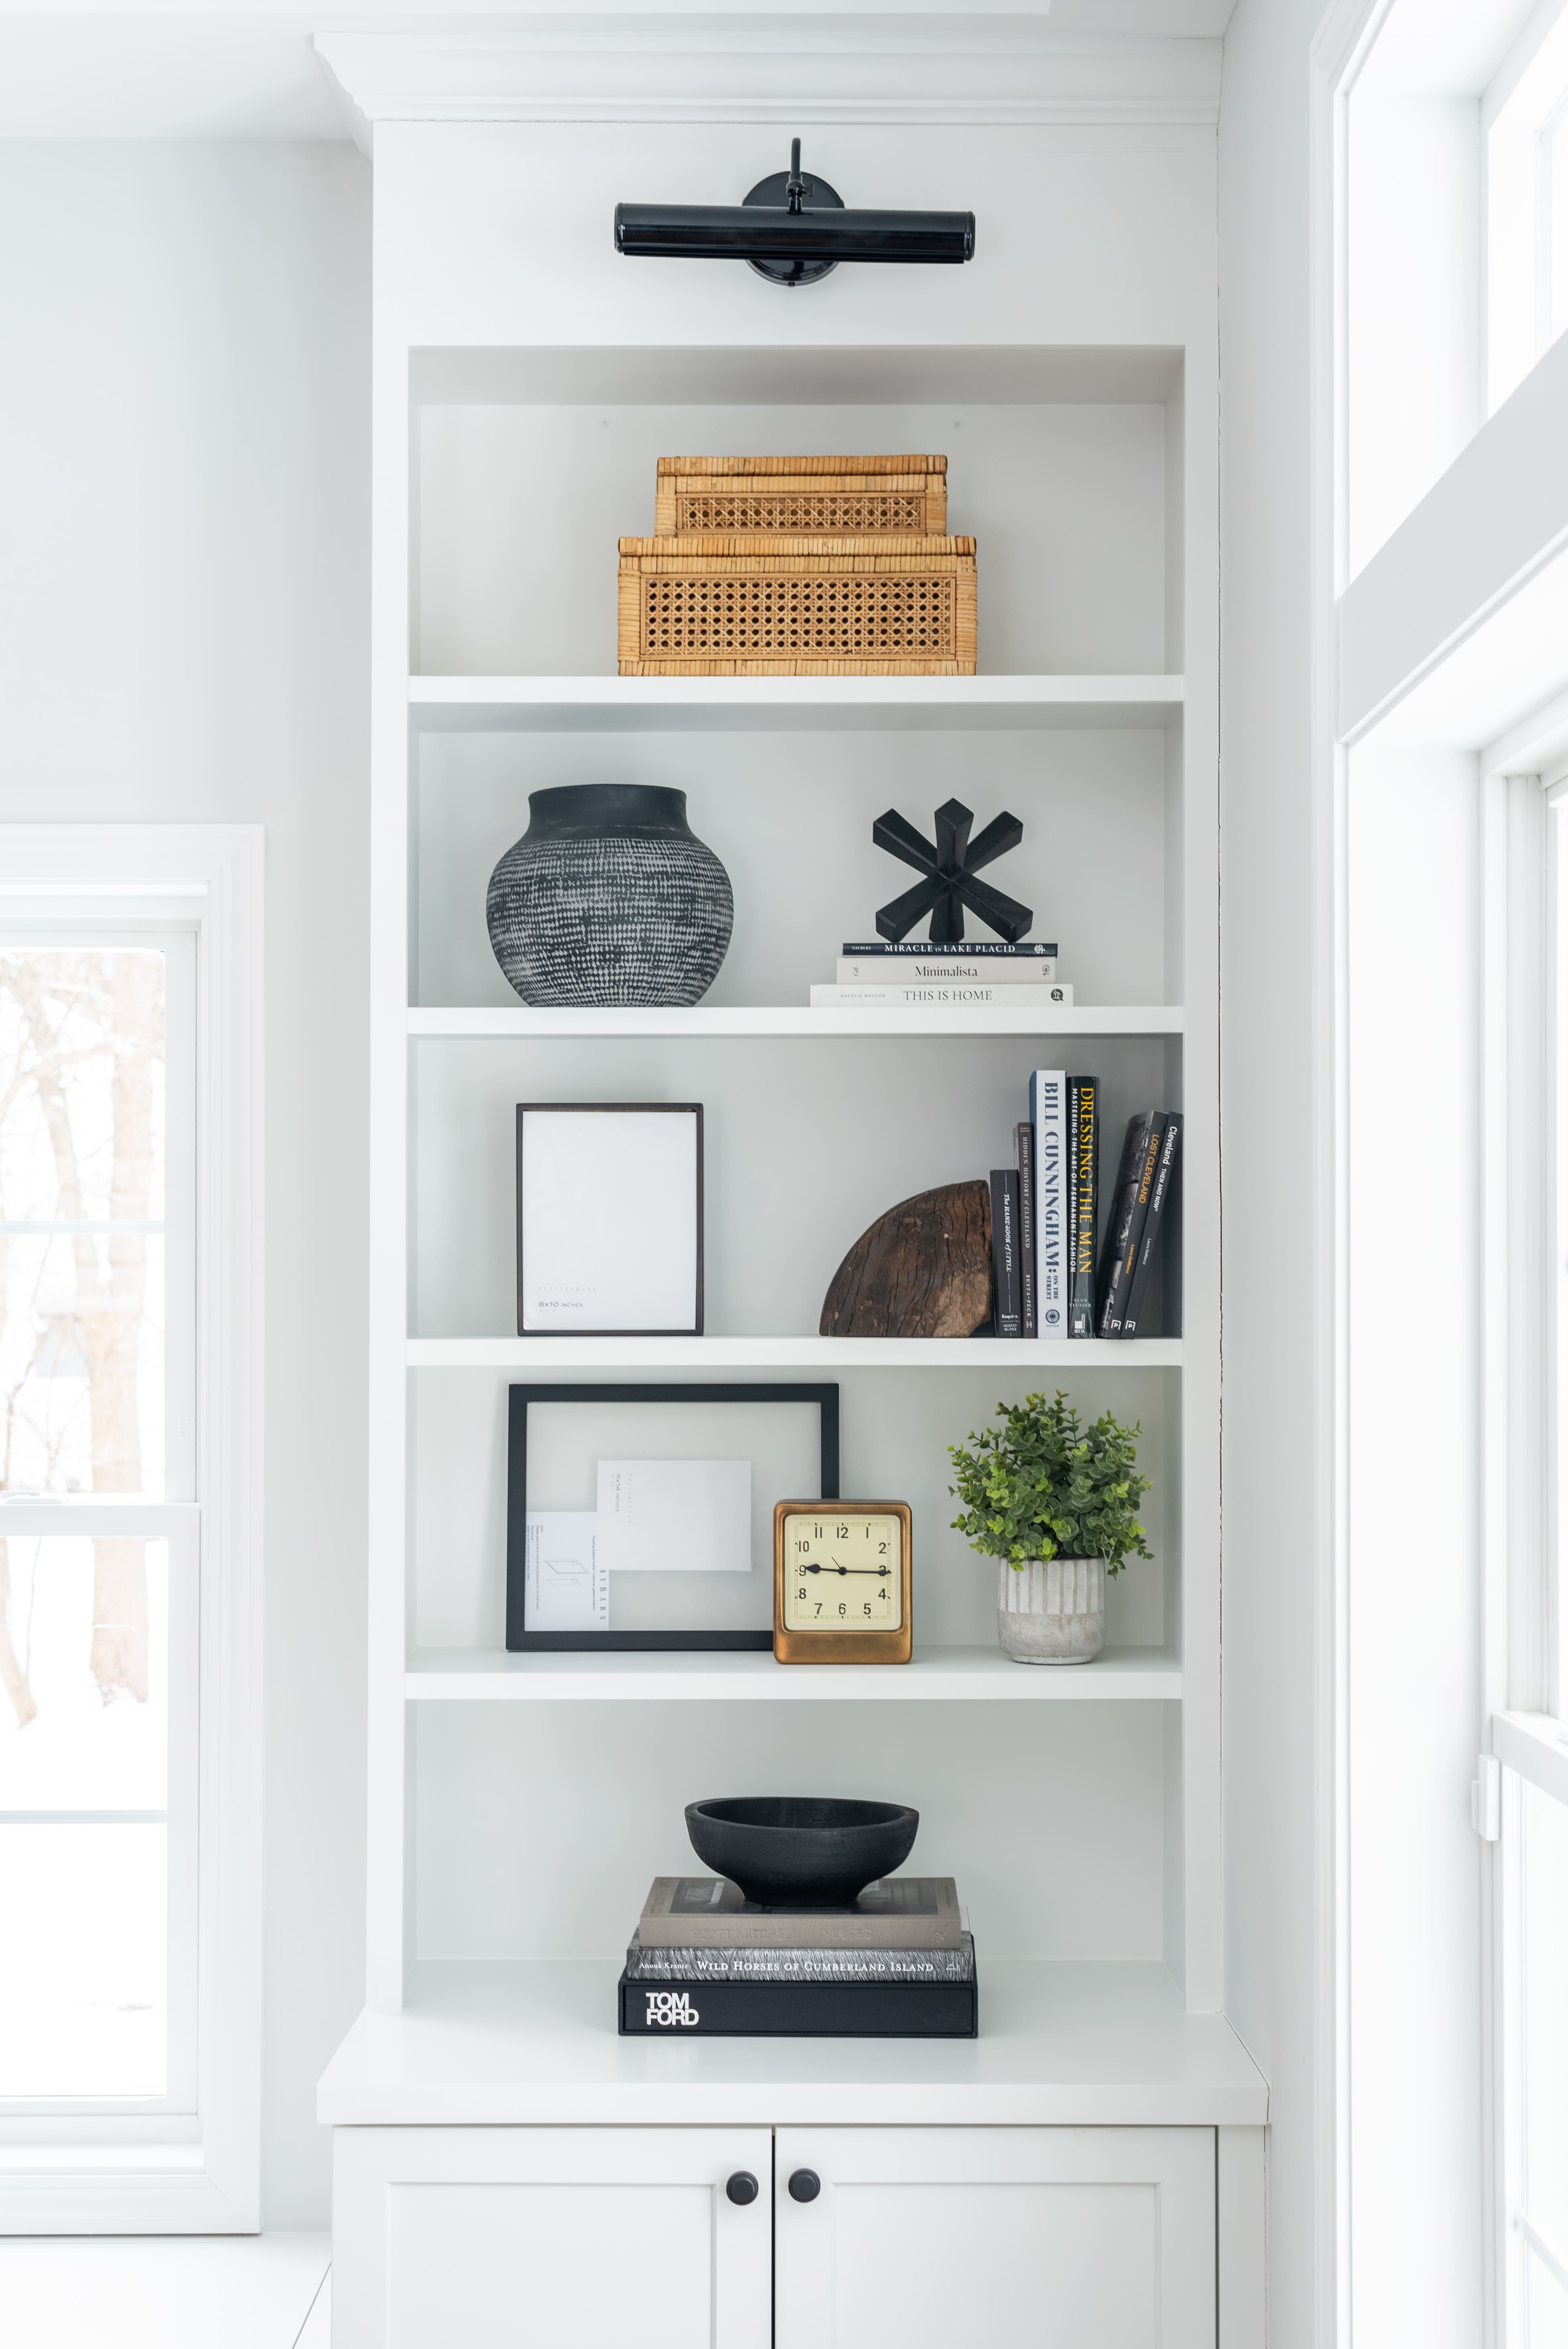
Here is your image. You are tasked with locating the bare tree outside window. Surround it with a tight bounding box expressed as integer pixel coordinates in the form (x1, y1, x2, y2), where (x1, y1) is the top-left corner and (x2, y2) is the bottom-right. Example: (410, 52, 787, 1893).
(0, 950, 165, 1730)
(0, 949, 173, 2100)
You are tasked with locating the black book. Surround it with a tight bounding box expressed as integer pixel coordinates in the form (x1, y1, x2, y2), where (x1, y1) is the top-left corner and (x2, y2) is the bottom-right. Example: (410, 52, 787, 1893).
(841, 941, 1059, 959)
(1100, 1114, 1167, 1337)
(989, 1169, 1022, 1338)
(1067, 1076, 1099, 1338)
(1120, 1115, 1181, 1338)
(1096, 1113, 1165, 1338)
(1015, 1121, 1038, 1338)
(1094, 1114, 1152, 1322)
(620, 1961, 978, 2039)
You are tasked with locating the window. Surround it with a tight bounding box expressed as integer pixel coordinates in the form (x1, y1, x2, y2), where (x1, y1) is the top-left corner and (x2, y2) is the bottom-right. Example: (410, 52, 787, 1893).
(0, 833, 260, 2232)
(1488, 0, 1568, 411)
(0, 941, 197, 2110)
(1331, 5, 1568, 2333)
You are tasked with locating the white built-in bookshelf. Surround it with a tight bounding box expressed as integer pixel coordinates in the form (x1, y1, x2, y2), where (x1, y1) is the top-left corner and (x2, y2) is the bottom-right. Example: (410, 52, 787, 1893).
(331, 105, 1240, 2136)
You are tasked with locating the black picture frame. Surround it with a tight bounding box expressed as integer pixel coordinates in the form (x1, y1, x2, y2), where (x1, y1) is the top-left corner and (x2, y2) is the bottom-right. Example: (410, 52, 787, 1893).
(506, 1382, 841, 1651)
(515, 1102, 704, 1338)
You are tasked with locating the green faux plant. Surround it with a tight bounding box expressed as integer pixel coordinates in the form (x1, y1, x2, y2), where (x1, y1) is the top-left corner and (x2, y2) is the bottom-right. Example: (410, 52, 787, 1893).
(948, 1390, 1154, 1574)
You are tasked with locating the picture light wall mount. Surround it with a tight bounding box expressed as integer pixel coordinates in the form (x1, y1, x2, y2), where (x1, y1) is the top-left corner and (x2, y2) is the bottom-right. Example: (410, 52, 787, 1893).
(614, 138, 976, 287)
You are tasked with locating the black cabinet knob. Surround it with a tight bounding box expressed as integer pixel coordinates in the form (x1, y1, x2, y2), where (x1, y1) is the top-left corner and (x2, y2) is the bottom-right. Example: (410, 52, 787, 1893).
(726, 2171, 760, 2206)
(788, 2168, 821, 2203)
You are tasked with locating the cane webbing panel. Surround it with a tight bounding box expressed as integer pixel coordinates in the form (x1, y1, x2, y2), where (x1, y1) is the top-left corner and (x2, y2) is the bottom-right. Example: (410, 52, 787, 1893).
(643, 571, 959, 660)
(675, 492, 932, 535)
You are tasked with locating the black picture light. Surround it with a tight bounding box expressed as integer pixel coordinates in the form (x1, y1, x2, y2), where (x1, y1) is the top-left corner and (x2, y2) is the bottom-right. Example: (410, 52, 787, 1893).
(614, 138, 975, 287)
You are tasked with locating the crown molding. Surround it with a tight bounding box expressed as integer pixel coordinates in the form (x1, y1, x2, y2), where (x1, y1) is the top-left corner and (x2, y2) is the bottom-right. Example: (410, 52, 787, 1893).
(313, 20, 1222, 149)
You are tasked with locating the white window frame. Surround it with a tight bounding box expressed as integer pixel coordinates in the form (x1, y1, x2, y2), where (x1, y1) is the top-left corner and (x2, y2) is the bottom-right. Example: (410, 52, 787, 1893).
(1490, 1723, 1568, 2335)
(1480, 756, 1568, 2344)
(1319, 1, 1568, 2333)
(0, 827, 262, 2233)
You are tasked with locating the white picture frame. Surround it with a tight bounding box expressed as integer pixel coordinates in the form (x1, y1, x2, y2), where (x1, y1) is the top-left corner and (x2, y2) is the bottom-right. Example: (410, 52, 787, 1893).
(516, 1102, 703, 1335)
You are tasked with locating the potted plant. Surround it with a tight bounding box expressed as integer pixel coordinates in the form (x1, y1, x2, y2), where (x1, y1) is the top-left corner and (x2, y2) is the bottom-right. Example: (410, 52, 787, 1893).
(947, 1390, 1153, 1664)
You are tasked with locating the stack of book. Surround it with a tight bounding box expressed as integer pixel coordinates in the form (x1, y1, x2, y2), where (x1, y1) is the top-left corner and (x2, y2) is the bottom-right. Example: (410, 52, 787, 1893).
(990, 1076, 1182, 1339)
(811, 941, 1072, 1009)
(618, 1875, 977, 2038)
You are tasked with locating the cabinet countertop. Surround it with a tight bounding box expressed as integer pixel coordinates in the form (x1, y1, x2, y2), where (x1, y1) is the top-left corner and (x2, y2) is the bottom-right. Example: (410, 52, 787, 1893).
(318, 1958, 1268, 2129)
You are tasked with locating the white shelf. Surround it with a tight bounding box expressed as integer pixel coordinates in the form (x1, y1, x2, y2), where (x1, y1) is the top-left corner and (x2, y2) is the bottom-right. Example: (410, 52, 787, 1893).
(409, 1005, 1183, 1039)
(408, 674, 1185, 734)
(316, 1959, 1269, 2129)
(407, 1336, 1184, 1369)
(405, 1645, 1183, 1702)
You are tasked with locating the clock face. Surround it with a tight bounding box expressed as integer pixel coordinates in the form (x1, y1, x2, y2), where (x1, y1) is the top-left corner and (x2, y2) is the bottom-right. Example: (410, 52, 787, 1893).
(782, 1511, 904, 1632)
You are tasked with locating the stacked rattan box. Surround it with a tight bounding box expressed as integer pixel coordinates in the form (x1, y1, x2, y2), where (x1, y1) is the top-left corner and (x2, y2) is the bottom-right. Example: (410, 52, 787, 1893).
(618, 456, 977, 677)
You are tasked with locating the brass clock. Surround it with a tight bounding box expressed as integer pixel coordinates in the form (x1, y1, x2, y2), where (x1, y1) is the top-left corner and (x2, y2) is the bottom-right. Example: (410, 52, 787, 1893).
(773, 1500, 913, 1664)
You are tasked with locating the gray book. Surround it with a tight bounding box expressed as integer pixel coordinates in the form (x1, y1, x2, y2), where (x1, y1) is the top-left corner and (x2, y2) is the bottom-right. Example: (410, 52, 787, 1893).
(637, 1875, 962, 1951)
(625, 1931, 975, 1984)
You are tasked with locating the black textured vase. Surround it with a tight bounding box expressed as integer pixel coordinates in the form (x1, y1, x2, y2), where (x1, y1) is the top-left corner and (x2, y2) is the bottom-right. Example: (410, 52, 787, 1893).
(486, 784, 734, 1007)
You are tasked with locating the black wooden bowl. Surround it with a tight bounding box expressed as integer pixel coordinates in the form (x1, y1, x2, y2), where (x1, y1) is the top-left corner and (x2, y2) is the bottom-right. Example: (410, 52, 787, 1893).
(685, 1796, 919, 1908)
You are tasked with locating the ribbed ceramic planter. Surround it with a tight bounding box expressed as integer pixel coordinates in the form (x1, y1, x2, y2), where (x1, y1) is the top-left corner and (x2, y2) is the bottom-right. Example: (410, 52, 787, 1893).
(996, 1557, 1106, 1665)
(486, 783, 733, 1007)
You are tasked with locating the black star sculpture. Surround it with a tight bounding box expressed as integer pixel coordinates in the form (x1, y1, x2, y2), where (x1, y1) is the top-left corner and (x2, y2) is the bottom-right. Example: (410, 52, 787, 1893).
(871, 797, 1033, 944)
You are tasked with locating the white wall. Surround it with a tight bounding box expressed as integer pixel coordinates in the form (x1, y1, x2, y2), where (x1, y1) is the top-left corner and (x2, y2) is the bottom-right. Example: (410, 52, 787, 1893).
(0, 140, 370, 2228)
(1217, 5, 1323, 2343)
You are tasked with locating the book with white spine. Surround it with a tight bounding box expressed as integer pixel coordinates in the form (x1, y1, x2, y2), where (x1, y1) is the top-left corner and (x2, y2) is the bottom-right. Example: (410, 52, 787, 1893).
(837, 955, 1057, 984)
(811, 982, 1074, 1008)
(1031, 1067, 1068, 1335)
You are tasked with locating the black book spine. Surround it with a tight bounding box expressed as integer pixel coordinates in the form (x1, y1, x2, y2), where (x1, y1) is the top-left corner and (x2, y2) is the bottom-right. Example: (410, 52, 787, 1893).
(990, 1169, 1022, 1338)
(1120, 1114, 1182, 1338)
(840, 941, 1059, 959)
(1099, 1113, 1167, 1337)
(1094, 1114, 1149, 1328)
(620, 1971, 978, 2038)
(1015, 1121, 1037, 1338)
(1068, 1076, 1098, 1337)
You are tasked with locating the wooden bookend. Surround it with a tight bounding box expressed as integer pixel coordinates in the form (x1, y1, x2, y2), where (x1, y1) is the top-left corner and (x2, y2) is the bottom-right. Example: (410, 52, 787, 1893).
(819, 1180, 995, 1339)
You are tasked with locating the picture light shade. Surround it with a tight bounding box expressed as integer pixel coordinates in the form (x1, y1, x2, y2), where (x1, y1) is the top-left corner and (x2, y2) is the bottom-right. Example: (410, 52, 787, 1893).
(614, 203, 976, 266)
(614, 138, 975, 286)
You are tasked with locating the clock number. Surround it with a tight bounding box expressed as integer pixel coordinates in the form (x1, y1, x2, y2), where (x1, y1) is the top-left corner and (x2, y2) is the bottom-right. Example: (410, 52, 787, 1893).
(879, 1541, 888, 1555)
(797, 1586, 807, 1602)
(863, 1602, 872, 1617)
(878, 1586, 887, 1601)
(837, 1524, 849, 1538)
(838, 1602, 847, 1617)
(814, 1603, 822, 1617)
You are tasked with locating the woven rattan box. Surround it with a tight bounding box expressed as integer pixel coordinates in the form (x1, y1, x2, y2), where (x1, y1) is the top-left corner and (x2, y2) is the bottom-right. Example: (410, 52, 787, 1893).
(617, 533, 978, 677)
(653, 454, 948, 538)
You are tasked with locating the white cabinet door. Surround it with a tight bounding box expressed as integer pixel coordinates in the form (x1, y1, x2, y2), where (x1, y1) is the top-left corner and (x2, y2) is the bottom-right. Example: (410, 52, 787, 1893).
(775, 2126, 1215, 2349)
(333, 2126, 773, 2349)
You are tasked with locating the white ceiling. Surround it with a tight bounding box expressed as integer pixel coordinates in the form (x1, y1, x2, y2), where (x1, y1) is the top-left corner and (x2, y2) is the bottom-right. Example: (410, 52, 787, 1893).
(0, 4, 1238, 140)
